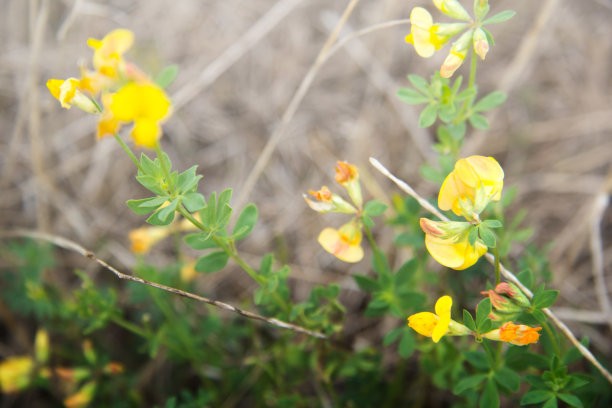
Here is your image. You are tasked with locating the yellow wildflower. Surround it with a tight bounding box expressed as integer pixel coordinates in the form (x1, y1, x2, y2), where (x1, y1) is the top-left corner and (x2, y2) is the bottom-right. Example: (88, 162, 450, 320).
(129, 225, 171, 254)
(439, 155, 504, 218)
(87, 28, 134, 78)
(0, 356, 33, 393)
(408, 295, 467, 343)
(439, 29, 473, 78)
(334, 161, 363, 208)
(420, 218, 487, 270)
(46, 78, 98, 113)
(405, 7, 451, 58)
(318, 220, 364, 263)
(100, 82, 172, 147)
(483, 322, 542, 346)
(303, 186, 357, 214)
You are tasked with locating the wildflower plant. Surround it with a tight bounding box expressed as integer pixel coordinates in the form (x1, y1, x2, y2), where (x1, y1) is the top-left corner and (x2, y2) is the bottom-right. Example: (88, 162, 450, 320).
(3, 1, 610, 406)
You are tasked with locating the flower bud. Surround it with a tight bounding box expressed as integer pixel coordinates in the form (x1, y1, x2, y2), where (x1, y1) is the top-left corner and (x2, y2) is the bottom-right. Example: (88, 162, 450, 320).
(473, 27, 489, 60)
(334, 161, 363, 209)
(483, 322, 541, 346)
(433, 0, 472, 21)
(440, 30, 473, 78)
(303, 186, 358, 214)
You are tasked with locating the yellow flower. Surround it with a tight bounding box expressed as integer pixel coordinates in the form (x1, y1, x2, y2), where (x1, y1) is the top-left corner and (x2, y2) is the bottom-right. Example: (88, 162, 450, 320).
(129, 226, 171, 254)
(180, 259, 197, 282)
(334, 161, 363, 208)
(46, 78, 99, 113)
(408, 295, 453, 342)
(318, 220, 363, 263)
(303, 186, 358, 214)
(420, 218, 487, 270)
(87, 29, 134, 78)
(473, 27, 489, 60)
(102, 82, 172, 147)
(439, 29, 473, 78)
(405, 7, 452, 58)
(0, 356, 34, 393)
(483, 322, 542, 346)
(432, 0, 471, 21)
(438, 155, 504, 218)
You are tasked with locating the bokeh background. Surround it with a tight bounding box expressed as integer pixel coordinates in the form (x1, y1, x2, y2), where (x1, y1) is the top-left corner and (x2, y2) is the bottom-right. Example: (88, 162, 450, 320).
(1, 0, 611, 400)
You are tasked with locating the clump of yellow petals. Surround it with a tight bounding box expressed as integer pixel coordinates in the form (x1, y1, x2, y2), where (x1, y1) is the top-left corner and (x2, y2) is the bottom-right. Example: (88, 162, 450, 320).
(483, 322, 542, 346)
(420, 218, 487, 270)
(87, 28, 134, 78)
(317, 220, 364, 263)
(407, 295, 454, 343)
(129, 225, 172, 254)
(100, 82, 172, 148)
(439, 155, 504, 218)
(405, 7, 451, 58)
(46, 78, 98, 113)
(0, 356, 34, 394)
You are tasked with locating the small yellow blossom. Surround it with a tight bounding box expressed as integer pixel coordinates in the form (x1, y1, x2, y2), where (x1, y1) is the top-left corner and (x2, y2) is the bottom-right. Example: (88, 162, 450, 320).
(303, 186, 358, 214)
(405, 7, 451, 58)
(88, 28, 134, 78)
(318, 220, 364, 263)
(99, 82, 172, 147)
(439, 155, 504, 218)
(129, 226, 171, 254)
(334, 161, 363, 208)
(483, 322, 542, 346)
(439, 29, 473, 78)
(46, 78, 99, 113)
(420, 218, 487, 270)
(473, 27, 489, 60)
(407, 296, 467, 343)
(0, 356, 34, 393)
(432, 0, 471, 21)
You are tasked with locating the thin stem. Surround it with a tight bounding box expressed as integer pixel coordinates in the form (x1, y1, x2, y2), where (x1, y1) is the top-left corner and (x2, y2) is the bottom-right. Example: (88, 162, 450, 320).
(455, 49, 479, 125)
(363, 222, 386, 276)
(493, 246, 501, 286)
(113, 133, 142, 171)
(154, 141, 174, 192)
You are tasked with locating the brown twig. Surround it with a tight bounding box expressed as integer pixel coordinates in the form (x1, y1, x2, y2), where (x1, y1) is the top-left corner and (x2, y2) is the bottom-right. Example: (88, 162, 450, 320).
(369, 157, 612, 385)
(0, 229, 327, 340)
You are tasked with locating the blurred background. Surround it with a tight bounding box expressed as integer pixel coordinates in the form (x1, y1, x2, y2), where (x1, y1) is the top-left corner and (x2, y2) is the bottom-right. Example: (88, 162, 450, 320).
(1, 0, 611, 402)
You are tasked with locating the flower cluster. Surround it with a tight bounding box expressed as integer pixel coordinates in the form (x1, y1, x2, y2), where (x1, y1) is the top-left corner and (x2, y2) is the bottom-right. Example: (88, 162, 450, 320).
(305, 161, 364, 263)
(420, 155, 504, 270)
(47, 29, 172, 148)
(408, 296, 541, 346)
(405, 0, 502, 78)
(481, 282, 531, 321)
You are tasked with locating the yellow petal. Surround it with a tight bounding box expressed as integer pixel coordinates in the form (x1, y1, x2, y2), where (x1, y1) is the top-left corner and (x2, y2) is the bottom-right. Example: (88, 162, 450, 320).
(131, 119, 161, 148)
(46, 79, 63, 100)
(432, 296, 452, 342)
(410, 7, 435, 58)
(318, 227, 364, 263)
(407, 312, 438, 337)
(425, 234, 487, 270)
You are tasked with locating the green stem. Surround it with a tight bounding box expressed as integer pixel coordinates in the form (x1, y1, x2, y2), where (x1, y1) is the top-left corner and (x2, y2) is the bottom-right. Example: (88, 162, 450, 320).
(113, 133, 142, 171)
(154, 141, 175, 192)
(541, 320, 561, 357)
(455, 49, 479, 124)
(493, 246, 501, 285)
(110, 315, 149, 338)
(363, 222, 385, 276)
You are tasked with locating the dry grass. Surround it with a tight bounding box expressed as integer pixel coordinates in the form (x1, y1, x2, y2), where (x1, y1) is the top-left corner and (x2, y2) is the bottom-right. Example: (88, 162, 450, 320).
(1, 0, 611, 358)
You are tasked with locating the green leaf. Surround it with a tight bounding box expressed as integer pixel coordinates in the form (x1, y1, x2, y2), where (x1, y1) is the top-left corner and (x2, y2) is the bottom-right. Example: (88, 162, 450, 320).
(557, 393, 583, 408)
(468, 226, 479, 246)
(154, 64, 179, 88)
(493, 367, 521, 392)
(463, 309, 477, 331)
(259, 253, 274, 277)
(453, 374, 488, 394)
(194, 251, 229, 273)
(465, 351, 489, 370)
(216, 203, 233, 229)
(383, 327, 403, 346)
(473, 91, 507, 112)
(456, 87, 477, 101)
(480, 379, 499, 408)
(438, 102, 457, 123)
(126, 197, 168, 215)
(176, 165, 201, 193)
(565, 373, 591, 391)
(476, 298, 492, 330)
(419, 103, 438, 128)
(146, 198, 178, 225)
(407, 74, 430, 95)
(184, 233, 218, 250)
(483, 10, 516, 25)
(469, 113, 490, 130)
(397, 88, 430, 104)
(542, 397, 558, 408)
(353, 274, 381, 292)
(395, 259, 418, 286)
(233, 204, 258, 240)
(136, 175, 167, 195)
(398, 330, 415, 358)
(362, 215, 374, 228)
(483, 219, 503, 228)
(139, 153, 158, 175)
(534, 289, 559, 309)
(479, 225, 496, 248)
(517, 269, 534, 290)
(521, 390, 554, 405)
(182, 192, 206, 212)
(364, 200, 387, 217)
